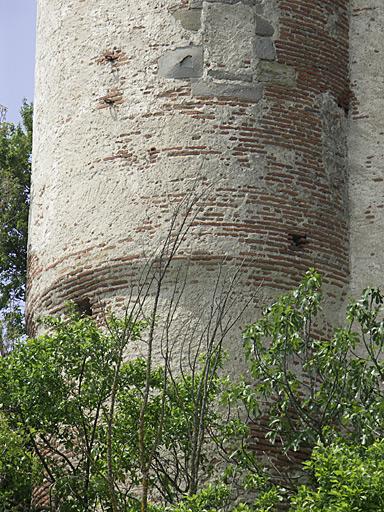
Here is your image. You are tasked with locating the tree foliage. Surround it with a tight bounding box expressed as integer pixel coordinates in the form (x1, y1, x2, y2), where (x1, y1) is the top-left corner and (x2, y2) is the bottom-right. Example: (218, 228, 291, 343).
(0, 413, 38, 510)
(243, 270, 384, 453)
(0, 102, 33, 348)
(291, 440, 384, 511)
(242, 270, 384, 511)
(0, 307, 252, 511)
(2, 252, 384, 511)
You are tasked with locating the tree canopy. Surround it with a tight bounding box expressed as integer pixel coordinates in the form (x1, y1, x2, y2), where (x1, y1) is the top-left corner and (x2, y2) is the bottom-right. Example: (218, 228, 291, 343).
(0, 102, 32, 347)
(2, 271, 384, 511)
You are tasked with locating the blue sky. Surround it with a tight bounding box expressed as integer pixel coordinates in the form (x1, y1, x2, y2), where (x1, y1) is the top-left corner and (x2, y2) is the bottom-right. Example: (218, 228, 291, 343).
(0, 0, 36, 124)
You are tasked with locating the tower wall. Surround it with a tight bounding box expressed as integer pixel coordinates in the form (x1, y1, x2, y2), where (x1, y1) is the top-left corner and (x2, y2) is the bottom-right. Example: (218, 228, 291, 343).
(28, 0, 350, 333)
(349, 0, 384, 296)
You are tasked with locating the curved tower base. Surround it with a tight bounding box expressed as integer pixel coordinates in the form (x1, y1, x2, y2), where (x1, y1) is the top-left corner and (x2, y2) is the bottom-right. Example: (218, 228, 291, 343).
(28, 0, 350, 337)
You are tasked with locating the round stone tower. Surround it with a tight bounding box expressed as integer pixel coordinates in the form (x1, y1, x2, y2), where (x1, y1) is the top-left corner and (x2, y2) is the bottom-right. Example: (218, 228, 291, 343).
(27, 0, 350, 335)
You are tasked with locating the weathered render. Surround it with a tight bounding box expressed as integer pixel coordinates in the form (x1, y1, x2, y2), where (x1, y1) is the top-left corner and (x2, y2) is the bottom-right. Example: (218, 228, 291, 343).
(28, 0, 384, 508)
(28, 0, 352, 341)
(349, 1, 384, 296)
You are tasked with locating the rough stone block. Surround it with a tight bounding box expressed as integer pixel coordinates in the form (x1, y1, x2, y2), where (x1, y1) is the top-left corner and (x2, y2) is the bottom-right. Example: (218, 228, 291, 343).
(172, 8, 202, 32)
(208, 69, 253, 82)
(204, 2, 255, 75)
(255, 15, 274, 36)
(255, 37, 276, 60)
(158, 46, 203, 80)
(256, 61, 296, 86)
(192, 80, 263, 102)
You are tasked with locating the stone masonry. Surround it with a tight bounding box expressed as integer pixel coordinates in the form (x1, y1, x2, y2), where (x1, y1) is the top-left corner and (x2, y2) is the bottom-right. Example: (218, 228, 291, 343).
(28, 0, 356, 340)
(27, 0, 384, 507)
(349, 1, 384, 297)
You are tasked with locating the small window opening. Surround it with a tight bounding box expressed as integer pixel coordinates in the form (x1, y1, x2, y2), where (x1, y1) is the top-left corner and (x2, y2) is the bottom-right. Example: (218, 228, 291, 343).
(289, 233, 308, 250)
(338, 99, 349, 116)
(74, 297, 93, 317)
(337, 90, 351, 116)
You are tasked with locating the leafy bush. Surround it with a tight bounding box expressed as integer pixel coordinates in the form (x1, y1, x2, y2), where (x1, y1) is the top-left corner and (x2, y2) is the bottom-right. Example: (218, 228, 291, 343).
(243, 270, 384, 452)
(2, 270, 384, 511)
(291, 440, 384, 511)
(0, 308, 250, 511)
(0, 414, 38, 510)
